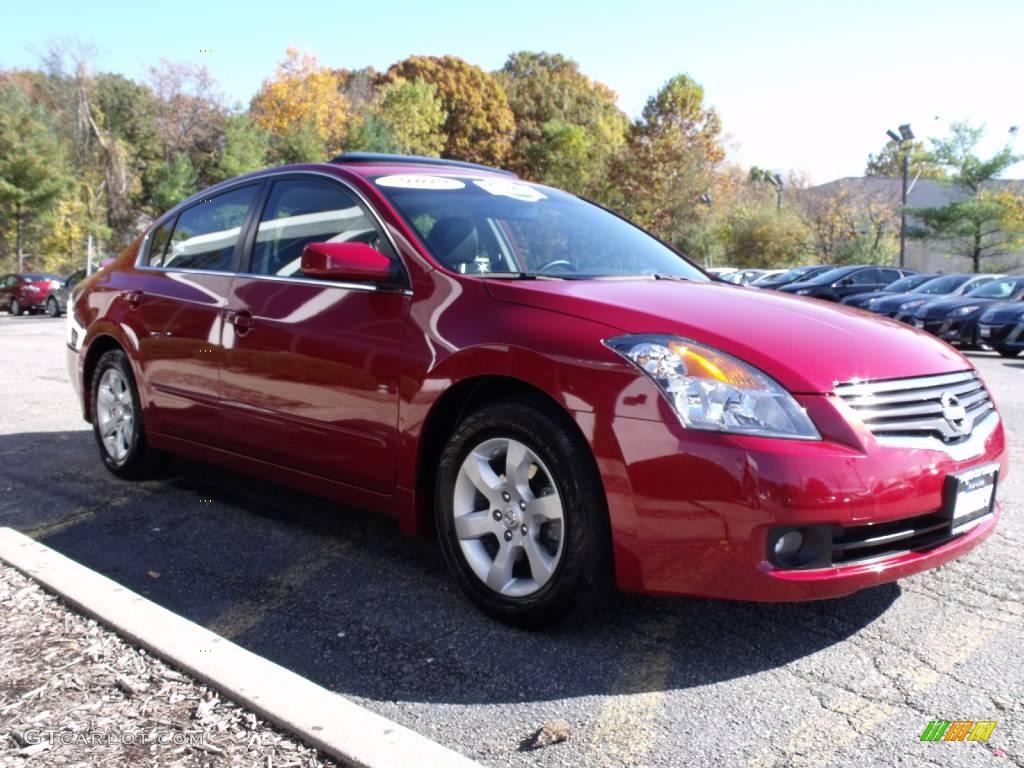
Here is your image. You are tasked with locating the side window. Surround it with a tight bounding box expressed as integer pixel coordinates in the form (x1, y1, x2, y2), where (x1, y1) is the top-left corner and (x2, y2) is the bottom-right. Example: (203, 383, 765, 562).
(880, 269, 901, 283)
(145, 218, 175, 267)
(850, 268, 880, 285)
(249, 178, 397, 277)
(165, 186, 259, 271)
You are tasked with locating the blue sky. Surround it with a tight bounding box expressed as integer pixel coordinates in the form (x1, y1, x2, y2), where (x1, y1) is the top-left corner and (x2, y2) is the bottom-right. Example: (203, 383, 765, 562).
(2, 0, 1021, 182)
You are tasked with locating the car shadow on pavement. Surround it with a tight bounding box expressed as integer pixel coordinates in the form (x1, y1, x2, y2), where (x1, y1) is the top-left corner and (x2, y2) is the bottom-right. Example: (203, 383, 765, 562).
(0, 430, 898, 706)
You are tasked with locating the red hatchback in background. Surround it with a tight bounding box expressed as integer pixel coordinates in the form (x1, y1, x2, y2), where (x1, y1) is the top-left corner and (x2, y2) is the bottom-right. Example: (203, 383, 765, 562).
(66, 154, 1006, 627)
(1, 272, 61, 315)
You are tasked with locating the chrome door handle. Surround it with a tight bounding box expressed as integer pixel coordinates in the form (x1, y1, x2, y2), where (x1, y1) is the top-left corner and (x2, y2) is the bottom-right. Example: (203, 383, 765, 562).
(227, 309, 255, 336)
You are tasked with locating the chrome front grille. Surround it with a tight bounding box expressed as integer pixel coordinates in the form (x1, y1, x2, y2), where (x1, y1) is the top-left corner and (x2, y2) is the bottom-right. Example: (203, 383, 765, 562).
(834, 370, 994, 443)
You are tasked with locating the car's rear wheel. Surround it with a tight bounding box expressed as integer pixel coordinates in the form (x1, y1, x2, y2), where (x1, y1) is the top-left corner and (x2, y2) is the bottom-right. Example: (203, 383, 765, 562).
(996, 347, 1020, 358)
(9, 298, 22, 316)
(435, 399, 611, 628)
(90, 349, 168, 479)
(46, 297, 60, 318)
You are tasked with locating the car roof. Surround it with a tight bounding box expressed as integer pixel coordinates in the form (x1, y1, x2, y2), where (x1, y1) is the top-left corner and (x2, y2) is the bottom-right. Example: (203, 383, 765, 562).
(329, 152, 517, 179)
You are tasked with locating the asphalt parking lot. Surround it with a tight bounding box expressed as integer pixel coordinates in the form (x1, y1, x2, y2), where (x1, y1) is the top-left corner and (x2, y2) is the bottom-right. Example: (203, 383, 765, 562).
(1, 312, 1021, 768)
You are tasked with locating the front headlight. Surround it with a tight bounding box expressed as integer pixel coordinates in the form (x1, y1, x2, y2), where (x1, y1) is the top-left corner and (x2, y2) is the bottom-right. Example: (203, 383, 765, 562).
(899, 299, 926, 311)
(952, 305, 980, 316)
(606, 335, 821, 440)
(796, 289, 812, 295)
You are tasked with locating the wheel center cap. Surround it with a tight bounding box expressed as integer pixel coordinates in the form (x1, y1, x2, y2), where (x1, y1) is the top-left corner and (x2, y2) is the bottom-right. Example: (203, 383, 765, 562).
(502, 508, 518, 528)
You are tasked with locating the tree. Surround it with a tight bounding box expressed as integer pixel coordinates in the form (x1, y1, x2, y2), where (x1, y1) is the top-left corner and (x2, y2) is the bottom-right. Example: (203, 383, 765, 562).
(497, 51, 627, 196)
(347, 77, 446, 156)
(251, 47, 350, 159)
(610, 74, 725, 247)
(387, 55, 514, 166)
(0, 85, 71, 271)
(722, 202, 813, 267)
(865, 139, 946, 179)
(151, 153, 197, 211)
(911, 123, 1022, 272)
(800, 183, 900, 264)
(215, 114, 269, 180)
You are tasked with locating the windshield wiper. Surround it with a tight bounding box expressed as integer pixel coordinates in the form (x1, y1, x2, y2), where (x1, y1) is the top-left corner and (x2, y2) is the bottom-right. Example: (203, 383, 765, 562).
(479, 272, 566, 280)
(650, 273, 692, 282)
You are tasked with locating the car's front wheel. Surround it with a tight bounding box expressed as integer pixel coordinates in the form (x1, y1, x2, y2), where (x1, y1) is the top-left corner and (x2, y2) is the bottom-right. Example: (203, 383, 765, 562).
(90, 349, 168, 479)
(435, 399, 611, 628)
(9, 298, 22, 316)
(996, 347, 1021, 358)
(46, 297, 60, 318)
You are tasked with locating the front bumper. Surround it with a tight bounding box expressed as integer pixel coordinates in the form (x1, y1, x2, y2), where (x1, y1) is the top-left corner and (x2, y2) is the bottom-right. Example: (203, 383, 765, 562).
(978, 321, 1024, 350)
(600, 394, 1007, 601)
(910, 316, 978, 345)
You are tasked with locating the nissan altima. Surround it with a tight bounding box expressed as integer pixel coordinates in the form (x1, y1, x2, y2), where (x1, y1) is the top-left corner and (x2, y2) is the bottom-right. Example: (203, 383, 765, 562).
(66, 154, 1007, 627)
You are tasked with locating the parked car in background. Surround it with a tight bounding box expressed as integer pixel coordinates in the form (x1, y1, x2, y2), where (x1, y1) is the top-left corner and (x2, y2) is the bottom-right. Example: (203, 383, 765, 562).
(45, 269, 87, 318)
(909, 276, 1024, 347)
(778, 265, 914, 302)
(747, 269, 788, 287)
(66, 153, 1006, 627)
(841, 273, 938, 309)
(706, 267, 737, 279)
(0, 272, 61, 315)
(869, 274, 1001, 320)
(977, 303, 1024, 357)
(753, 265, 831, 290)
(722, 268, 771, 285)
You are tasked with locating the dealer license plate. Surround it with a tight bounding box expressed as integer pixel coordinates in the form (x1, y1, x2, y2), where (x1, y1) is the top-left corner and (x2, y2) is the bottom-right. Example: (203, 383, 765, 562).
(944, 463, 998, 535)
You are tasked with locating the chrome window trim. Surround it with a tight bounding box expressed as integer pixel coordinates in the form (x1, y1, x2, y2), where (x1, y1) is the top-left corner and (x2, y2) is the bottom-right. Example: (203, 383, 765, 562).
(134, 168, 411, 291)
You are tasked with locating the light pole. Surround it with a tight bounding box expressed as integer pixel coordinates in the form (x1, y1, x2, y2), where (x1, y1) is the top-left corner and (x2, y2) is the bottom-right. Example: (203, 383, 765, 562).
(886, 124, 914, 268)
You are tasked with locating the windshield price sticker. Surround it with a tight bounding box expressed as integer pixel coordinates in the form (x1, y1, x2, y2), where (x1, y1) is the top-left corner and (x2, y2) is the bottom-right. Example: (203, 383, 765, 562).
(375, 175, 465, 190)
(473, 179, 547, 202)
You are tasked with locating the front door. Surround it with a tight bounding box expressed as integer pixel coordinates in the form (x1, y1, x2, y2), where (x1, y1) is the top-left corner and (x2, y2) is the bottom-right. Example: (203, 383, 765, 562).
(221, 176, 409, 493)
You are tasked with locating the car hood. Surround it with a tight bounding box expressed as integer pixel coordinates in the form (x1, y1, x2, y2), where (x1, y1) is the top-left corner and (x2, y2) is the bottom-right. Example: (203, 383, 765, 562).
(916, 296, 1003, 318)
(980, 304, 1024, 323)
(778, 279, 831, 293)
(869, 291, 943, 312)
(485, 279, 968, 394)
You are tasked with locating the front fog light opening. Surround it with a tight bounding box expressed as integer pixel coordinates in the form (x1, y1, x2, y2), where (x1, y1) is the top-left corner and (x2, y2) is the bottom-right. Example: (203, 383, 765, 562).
(768, 526, 830, 569)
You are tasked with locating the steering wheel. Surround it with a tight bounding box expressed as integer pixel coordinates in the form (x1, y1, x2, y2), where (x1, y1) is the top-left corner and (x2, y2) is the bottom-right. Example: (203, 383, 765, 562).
(534, 259, 577, 274)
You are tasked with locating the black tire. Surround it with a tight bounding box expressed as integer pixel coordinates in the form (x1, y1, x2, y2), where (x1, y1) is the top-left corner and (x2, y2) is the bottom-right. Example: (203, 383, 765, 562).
(90, 349, 170, 479)
(10, 298, 22, 316)
(435, 398, 612, 628)
(996, 347, 1021, 358)
(46, 297, 60, 318)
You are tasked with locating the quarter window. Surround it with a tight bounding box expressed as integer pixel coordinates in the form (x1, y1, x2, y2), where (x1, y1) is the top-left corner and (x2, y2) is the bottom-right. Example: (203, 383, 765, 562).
(145, 218, 175, 267)
(164, 186, 259, 271)
(249, 178, 396, 277)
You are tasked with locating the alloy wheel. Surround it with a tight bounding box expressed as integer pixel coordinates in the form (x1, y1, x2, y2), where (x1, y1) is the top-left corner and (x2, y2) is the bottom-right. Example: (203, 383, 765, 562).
(452, 437, 565, 597)
(96, 368, 135, 463)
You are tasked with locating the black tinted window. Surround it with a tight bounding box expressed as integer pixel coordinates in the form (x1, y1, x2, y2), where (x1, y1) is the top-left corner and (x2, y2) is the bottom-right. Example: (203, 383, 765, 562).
(146, 218, 176, 267)
(849, 268, 880, 285)
(250, 179, 394, 276)
(165, 186, 258, 271)
(879, 269, 902, 282)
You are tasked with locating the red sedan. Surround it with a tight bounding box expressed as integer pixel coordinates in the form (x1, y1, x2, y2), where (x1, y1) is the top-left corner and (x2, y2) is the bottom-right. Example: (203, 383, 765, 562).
(66, 154, 1006, 627)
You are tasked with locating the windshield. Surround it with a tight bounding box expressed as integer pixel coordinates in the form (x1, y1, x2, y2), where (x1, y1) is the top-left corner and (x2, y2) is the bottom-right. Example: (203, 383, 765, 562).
(915, 275, 970, 294)
(372, 175, 707, 280)
(803, 266, 855, 285)
(968, 277, 1024, 299)
(23, 273, 58, 281)
(886, 274, 932, 292)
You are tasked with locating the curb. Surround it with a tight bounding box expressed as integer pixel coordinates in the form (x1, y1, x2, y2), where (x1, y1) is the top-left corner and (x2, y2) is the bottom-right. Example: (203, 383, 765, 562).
(0, 527, 483, 768)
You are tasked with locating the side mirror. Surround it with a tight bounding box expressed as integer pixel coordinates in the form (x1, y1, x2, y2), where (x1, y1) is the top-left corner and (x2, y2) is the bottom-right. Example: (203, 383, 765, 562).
(837, 277, 854, 287)
(300, 242, 392, 283)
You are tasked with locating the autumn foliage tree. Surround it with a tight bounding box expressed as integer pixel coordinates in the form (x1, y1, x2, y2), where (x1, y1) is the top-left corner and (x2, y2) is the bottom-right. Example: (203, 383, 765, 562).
(251, 47, 350, 161)
(611, 74, 725, 248)
(386, 55, 514, 166)
(498, 51, 627, 196)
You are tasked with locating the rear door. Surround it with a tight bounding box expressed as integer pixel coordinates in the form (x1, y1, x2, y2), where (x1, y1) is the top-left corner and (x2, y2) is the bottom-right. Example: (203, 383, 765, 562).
(0, 275, 15, 309)
(130, 184, 261, 445)
(221, 175, 410, 493)
(836, 267, 883, 299)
